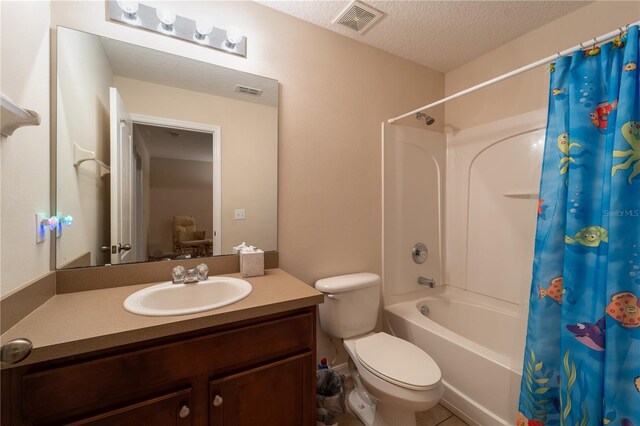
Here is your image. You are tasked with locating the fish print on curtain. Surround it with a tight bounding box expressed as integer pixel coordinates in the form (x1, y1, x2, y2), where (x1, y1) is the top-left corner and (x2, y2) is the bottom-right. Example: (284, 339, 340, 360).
(518, 25, 640, 426)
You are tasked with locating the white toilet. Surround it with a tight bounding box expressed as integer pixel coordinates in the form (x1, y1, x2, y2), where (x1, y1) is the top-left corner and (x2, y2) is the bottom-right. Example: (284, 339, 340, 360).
(315, 273, 443, 426)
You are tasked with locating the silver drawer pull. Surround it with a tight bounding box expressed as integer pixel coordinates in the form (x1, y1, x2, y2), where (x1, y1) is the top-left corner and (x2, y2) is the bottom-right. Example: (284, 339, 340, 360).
(213, 395, 223, 407)
(178, 405, 190, 418)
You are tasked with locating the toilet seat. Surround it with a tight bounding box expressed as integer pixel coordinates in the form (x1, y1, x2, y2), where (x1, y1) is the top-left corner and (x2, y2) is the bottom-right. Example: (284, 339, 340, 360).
(354, 333, 441, 391)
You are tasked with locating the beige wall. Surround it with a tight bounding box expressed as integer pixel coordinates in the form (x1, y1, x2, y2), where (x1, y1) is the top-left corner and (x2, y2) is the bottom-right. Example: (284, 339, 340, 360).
(445, 1, 640, 130)
(148, 157, 213, 257)
(56, 27, 113, 268)
(114, 76, 278, 254)
(1, 1, 51, 295)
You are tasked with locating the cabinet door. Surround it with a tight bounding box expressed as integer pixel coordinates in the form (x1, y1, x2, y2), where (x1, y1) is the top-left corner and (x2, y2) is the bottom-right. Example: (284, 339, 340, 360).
(67, 389, 192, 426)
(210, 353, 314, 426)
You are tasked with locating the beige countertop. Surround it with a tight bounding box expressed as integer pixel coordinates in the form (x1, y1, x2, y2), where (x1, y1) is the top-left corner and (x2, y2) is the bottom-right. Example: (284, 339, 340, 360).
(1, 269, 323, 367)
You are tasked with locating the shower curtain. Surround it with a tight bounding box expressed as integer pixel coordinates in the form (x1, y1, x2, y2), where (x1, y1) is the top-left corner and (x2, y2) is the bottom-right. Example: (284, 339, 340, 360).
(518, 26, 639, 426)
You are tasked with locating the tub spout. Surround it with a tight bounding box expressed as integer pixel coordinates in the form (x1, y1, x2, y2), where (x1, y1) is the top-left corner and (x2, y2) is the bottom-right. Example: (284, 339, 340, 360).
(418, 277, 436, 288)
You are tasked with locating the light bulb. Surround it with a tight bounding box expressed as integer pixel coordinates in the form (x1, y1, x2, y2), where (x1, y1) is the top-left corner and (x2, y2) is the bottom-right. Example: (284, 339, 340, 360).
(225, 25, 243, 48)
(195, 18, 213, 41)
(156, 9, 176, 31)
(117, 0, 139, 19)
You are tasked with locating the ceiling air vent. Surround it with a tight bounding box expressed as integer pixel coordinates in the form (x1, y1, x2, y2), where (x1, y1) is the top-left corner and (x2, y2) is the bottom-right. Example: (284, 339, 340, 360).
(333, 1, 383, 35)
(235, 85, 263, 96)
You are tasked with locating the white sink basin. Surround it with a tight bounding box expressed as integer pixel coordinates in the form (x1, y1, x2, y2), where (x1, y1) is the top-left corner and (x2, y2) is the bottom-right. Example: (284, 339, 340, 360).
(123, 277, 252, 316)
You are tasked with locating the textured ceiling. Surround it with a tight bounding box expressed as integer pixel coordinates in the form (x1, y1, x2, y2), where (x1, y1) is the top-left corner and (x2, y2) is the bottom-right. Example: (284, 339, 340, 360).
(99, 36, 278, 106)
(135, 123, 213, 162)
(257, 0, 591, 72)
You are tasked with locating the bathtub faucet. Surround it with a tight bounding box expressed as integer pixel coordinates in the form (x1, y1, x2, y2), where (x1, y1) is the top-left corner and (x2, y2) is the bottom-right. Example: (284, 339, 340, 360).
(418, 277, 436, 288)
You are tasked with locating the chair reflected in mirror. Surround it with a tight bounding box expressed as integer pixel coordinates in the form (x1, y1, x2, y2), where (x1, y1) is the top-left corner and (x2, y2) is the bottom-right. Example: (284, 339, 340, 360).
(172, 216, 213, 257)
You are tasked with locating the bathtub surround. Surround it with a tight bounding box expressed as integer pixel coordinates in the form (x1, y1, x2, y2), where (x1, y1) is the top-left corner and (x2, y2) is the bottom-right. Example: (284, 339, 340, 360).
(518, 26, 640, 424)
(382, 106, 547, 424)
(382, 124, 445, 304)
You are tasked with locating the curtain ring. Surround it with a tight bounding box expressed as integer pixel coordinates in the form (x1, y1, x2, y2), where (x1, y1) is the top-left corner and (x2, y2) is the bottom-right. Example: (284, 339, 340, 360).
(619, 27, 625, 35)
(592, 37, 598, 48)
(579, 42, 585, 49)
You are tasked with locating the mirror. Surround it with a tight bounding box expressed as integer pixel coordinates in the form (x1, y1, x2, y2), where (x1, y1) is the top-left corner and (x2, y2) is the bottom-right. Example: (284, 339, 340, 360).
(55, 27, 278, 269)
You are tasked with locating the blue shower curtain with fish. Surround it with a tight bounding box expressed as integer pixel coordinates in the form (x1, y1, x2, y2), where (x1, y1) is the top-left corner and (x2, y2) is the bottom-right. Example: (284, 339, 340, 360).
(518, 26, 640, 426)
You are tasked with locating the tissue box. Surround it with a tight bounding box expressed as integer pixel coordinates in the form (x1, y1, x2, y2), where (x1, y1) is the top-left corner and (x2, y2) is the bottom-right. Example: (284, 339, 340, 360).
(240, 249, 264, 277)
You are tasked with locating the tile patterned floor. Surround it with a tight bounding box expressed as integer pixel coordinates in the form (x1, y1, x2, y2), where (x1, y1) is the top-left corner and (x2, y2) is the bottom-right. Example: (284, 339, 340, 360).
(339, 389, 468, 426)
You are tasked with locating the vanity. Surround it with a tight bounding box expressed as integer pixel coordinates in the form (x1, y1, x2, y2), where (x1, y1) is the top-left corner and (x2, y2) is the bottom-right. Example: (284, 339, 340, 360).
(1, 269, 322, 425)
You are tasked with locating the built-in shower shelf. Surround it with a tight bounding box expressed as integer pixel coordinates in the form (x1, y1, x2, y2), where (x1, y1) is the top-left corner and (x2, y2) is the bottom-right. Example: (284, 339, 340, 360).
(1, 93, 41, 136)
(502, 191, 539, 199)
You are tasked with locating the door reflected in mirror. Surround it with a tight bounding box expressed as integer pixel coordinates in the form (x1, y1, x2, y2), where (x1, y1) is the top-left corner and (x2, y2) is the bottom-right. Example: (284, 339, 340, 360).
(55, 27, 278, 269)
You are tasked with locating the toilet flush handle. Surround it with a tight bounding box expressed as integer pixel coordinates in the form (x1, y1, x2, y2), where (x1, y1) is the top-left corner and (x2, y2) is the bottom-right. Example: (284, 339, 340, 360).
(326, 294, 341, 300)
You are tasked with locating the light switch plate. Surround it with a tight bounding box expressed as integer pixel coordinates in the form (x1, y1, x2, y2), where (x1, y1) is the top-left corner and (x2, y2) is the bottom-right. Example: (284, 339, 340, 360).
(234, 209, 246, 220)
(35, 213, 46, 244)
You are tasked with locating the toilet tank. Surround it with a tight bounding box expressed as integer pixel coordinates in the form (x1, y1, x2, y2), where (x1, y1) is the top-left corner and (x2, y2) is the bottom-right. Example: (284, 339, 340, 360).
(315, 273, 381, 339)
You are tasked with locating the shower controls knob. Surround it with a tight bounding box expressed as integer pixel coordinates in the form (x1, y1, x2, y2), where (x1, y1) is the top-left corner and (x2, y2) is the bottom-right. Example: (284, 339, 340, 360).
(412, 243, 428, 264)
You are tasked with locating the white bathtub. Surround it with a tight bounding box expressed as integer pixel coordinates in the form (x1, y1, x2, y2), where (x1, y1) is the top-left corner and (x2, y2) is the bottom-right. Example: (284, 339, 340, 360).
(384, 290, 525, 426)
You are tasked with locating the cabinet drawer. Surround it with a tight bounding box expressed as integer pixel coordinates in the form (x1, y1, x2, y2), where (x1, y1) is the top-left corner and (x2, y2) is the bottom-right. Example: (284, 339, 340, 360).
(21, 312, 313, 423)
(67, 389, 192, 426)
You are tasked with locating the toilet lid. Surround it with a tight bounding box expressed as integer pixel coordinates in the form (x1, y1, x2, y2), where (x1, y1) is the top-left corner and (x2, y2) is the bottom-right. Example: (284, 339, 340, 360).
(355, 333, 441, 390)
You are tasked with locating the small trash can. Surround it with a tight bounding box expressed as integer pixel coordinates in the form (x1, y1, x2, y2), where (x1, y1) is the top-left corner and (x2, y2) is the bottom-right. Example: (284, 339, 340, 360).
(316, 368, 346, 426)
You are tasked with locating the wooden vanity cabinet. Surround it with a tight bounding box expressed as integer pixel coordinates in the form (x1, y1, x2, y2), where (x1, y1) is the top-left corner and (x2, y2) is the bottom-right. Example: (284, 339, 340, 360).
(1, 308, 316, 426)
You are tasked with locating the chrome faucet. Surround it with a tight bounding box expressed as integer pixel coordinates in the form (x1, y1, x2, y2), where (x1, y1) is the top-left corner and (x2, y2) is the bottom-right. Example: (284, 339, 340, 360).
(184, 268, 199, 283)
(172, 263, 209, 284)
(418, 277, 436, 288)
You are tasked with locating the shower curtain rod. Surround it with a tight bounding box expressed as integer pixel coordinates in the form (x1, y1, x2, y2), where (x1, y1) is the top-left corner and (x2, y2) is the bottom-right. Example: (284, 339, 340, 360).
(388, 20, 640, 124)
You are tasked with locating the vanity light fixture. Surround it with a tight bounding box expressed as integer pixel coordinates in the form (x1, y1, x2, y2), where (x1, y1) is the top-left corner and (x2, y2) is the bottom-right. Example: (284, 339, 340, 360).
(194, 18, 214, 43)
(225, 26, 243, 49)
(156, 8, 176, 33)
(108, 1, 247, 57)
(116, 0, 140, 22)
